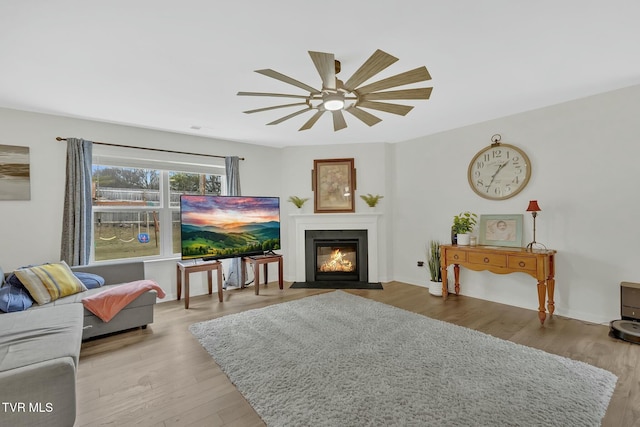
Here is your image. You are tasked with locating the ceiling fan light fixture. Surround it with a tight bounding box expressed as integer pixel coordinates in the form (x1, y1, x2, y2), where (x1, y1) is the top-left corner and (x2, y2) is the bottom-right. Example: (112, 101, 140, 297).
(239, 49, 432, 131)
(323, 93, 345, 111)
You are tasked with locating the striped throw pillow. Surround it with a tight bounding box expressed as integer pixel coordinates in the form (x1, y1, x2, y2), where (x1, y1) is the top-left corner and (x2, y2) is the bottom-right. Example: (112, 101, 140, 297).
(15, 261, 87, 305)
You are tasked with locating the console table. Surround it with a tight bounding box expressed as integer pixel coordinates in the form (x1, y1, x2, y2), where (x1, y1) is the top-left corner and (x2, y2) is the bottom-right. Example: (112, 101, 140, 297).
(241, 255, 283, 295)
(440, 245, 557, 324)
(176, 260, 223, 309)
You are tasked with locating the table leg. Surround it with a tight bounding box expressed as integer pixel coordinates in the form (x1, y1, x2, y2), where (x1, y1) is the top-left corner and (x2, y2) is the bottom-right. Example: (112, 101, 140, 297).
(207, 270, 213, 295)
(177, 266, 182, 301)
(441, 264, 449, 299)
(184, 273, 190, 309)
(453, 264, 460, 295)
(264, 263, 268, 285)
(278, 258, 283, 290)
(254, 261, 260, 295)
(546, 254, 555, 316)
(240, 259, 245, 289)
(547, 278, 555, 316)
(216, 265, 223, 302)
(537, 280, 547, 325)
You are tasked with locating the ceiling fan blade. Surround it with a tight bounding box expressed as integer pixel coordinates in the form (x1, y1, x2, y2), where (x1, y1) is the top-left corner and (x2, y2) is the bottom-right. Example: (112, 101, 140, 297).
(243, 102, 309, 114)
(345, 106, 382, 127)
(343, 49, 399, 91)
(361, 88, 432, 101)
(266, 107, 312, 125)
(237, 91, 311, 99)
(309, 51, 336, 90)
(299, 110, 325, 131)
(355, 67, 432, 94)
(357, 100, 414, 116)
(332, 110, 347, 131)
(255, 69, 321, 94)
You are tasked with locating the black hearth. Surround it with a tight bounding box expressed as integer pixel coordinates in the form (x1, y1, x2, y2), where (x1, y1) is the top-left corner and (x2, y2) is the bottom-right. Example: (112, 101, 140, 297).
(305, 229, 368, 283)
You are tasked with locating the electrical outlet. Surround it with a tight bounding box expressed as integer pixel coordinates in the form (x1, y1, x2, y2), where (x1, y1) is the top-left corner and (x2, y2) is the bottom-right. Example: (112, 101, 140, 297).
(417, 261, 424, 267)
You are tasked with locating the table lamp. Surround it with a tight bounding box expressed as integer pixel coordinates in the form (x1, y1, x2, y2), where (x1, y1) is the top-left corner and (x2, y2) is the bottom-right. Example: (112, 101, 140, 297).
(525, 200, 545, 250)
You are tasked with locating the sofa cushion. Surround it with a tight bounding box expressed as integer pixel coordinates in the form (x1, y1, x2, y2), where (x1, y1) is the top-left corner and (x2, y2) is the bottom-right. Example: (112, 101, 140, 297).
(0, 357, 77, 427)
(14, 261, 87, 305)
(73, 271, 105, 289)
(81, 279, 165, 322)
(26, 283, 156, 310)
(5, 271, 25, 289)
(0, 283, 34, 312)
(0, 303, 83, 371)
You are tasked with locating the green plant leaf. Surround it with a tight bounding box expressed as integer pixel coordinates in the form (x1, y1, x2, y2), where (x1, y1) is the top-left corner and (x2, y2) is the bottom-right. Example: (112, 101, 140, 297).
(287, 196, 309, 208)
(359, 193, 384, 207)
(427, 240, 442, 282)
(452, 211, 478, 234)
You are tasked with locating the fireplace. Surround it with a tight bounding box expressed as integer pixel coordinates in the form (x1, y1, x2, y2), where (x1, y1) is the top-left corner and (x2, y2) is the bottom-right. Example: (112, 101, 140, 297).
(305, 229, 368, 282)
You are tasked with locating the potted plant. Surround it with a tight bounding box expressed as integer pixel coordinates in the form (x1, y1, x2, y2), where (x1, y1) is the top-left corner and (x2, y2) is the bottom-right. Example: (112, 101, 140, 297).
(287, 196, 309, 210)
(452, 211, 477, 245)
(427, 240, 444, 296)
(360, 193, 384, 208)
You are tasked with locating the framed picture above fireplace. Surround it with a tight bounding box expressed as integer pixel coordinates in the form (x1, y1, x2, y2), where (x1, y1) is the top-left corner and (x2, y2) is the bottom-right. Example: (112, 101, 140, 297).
(312, 158, 356, 213)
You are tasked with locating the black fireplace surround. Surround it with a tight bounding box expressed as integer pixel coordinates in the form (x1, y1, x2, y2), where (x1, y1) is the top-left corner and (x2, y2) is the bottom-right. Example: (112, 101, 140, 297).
(305, 229, 368, 283)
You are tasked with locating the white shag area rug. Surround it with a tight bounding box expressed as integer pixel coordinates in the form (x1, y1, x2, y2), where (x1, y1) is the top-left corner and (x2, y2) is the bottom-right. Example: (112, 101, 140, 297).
(189, 291, 617, 427)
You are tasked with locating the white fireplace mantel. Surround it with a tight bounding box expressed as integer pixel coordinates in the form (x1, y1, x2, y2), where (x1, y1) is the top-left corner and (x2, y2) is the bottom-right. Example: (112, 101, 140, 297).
(289, 212, 382, 282)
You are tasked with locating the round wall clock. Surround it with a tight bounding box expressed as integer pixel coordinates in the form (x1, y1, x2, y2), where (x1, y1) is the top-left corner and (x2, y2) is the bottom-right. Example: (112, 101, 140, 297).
(467, 136, 531, 200)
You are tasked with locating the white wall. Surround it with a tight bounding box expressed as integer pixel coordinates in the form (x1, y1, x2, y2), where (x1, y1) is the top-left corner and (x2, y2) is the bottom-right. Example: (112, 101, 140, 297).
(2, 83, 639, 324)
(0, 107, 282, 299)
(392, 84, 640, 324)
(280, 143, 392, 282)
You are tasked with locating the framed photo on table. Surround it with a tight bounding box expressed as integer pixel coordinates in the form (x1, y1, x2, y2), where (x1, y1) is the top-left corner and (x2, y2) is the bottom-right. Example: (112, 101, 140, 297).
(478, 214, 524, 247)
(312, 158, 356, 213)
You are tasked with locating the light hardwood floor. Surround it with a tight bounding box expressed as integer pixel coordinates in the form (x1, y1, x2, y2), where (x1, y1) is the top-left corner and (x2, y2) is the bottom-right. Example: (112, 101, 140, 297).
(76, 281, 640, 426)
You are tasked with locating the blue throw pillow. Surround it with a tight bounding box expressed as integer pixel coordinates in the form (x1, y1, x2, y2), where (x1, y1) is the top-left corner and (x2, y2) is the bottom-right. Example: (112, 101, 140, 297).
(5, 272, 26, 289)
(0, 283, 34, 312)
(73, 272, 105, 289)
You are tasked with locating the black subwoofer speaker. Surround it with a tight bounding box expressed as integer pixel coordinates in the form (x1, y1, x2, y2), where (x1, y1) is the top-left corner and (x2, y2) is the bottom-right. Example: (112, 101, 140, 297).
(610, 282, 640, 343)
(621, 281, 640, 321)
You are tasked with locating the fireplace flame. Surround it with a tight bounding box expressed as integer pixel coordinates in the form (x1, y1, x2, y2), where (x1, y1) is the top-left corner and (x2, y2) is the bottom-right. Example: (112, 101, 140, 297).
(319, 248, 355, 272)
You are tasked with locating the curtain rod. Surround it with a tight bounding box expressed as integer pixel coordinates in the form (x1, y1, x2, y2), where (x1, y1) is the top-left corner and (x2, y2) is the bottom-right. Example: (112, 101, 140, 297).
(55, 137, 244, 161)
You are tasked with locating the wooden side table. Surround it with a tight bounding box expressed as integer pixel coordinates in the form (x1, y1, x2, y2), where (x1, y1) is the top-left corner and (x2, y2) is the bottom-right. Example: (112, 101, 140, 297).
(176, 260, 223, 309)
(241, 255, 283, 295)
(440, 244, 557, 324)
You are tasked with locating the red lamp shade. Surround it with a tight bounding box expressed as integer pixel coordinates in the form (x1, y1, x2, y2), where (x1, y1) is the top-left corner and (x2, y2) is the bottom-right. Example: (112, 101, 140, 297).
(526, 200, 541, 212)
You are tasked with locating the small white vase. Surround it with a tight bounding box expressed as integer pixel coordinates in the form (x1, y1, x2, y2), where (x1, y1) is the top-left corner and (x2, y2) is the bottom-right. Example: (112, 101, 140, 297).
(429, 280, 443, 297)
(457, 233, 471, 246)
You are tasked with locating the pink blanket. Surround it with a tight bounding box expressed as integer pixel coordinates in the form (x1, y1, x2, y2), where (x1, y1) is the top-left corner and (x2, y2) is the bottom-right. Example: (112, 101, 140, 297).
(82, 279, 166, 322)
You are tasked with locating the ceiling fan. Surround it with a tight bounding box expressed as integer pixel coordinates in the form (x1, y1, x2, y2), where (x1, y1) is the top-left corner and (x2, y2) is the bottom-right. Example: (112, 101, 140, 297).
(237, 49, 433, 132)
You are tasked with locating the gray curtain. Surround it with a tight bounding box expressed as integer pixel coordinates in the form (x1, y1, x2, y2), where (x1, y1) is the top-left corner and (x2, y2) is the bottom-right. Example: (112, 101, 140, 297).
(60, 138, 93, 266)
(224, 156, 243, 288)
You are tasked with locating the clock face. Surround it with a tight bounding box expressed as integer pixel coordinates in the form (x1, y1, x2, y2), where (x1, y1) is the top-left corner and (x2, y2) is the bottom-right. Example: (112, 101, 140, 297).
(467, 143, 531, 200)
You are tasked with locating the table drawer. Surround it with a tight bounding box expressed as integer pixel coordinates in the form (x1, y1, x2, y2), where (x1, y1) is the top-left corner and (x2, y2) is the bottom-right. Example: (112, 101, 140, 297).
(508, 256, 537, 272)
(446, 249, 467, 263)
(468, 253, 507, 267)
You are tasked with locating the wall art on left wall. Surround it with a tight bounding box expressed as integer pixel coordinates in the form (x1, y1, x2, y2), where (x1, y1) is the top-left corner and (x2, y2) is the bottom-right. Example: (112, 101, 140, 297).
(0, 144, 30, 200)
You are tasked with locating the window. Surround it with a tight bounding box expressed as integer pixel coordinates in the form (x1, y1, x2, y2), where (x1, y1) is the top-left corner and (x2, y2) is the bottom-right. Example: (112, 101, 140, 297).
(92, 158, 224, 262)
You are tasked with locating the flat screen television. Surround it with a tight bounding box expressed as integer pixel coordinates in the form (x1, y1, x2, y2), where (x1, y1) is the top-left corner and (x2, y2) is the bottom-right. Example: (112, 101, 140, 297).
(180, 195, 281, 261)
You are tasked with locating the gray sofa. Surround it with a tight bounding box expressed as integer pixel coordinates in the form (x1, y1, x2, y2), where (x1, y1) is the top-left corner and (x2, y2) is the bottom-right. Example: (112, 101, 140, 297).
(70, 262, 158, 340)
(0, 261, 160, 427)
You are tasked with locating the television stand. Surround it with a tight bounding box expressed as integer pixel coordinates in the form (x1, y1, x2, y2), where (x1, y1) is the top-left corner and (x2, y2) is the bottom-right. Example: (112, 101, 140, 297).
(176, 260, 223, 309)
(241, 254, 283, 295)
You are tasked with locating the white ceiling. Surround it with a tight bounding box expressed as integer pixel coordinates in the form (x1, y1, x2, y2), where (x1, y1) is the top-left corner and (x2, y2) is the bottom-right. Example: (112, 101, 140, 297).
(1, 1, 639, 148)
